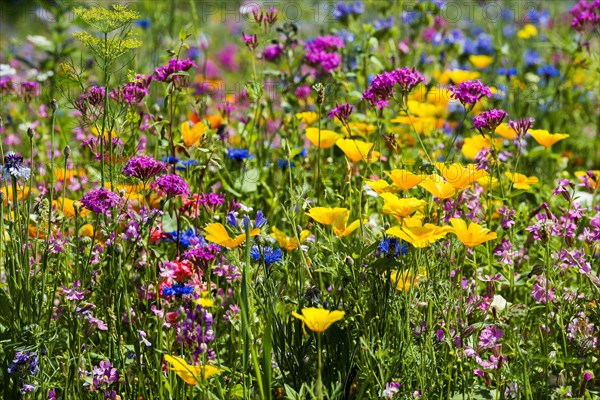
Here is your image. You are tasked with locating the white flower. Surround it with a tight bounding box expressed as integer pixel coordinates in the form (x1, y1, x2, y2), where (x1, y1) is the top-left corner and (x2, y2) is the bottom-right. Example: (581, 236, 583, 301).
(490, 295, 509, 313)
(0, 64, 16, 77)
(27, 35, 53, 49)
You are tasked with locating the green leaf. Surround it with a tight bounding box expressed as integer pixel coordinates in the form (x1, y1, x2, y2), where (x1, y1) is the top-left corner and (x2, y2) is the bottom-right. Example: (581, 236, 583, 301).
(0, 288, 13, 329)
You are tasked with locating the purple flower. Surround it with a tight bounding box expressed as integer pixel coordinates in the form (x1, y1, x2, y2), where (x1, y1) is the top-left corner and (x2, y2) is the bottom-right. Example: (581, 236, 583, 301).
(123, 154, 166, 181)
(472, 109, 508, 133)
(380, 381, 401, 398)
(478, 325, 503, 349)
(304, 35, 345, 73)
(74, 86, 105, 118)
(263, 44, 283, 61)
(153, 58, 196, 83)
(111, 74, 152, 104)
(241, 33, 258, 50)
(494, 238, 517, 265)
(570, 0, 600, 31)
(508, 118, 534, 138)
(498, 206, 515, 229)
(62, 281, 85, 301)
(154, 174, 190, 197)
(328, 102, 353, 125)
(295, 85, 311, 99)
(449, 80, 492, 106)
(363, 67, 425, 108)
(80, 188, 122, 214)
(532, 276, 555, 303)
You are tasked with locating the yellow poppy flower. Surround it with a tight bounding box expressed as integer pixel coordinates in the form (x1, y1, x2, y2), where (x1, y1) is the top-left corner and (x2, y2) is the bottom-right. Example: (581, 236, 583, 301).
(528, 129, 569, 147)
(336, 139, 380, 162)
(164, 355, 222, 385)
(91, 127, 118, 141)
(418, 174, 456, 199)
(517, 24, 538, 39)
(469, 55, 494, 69)
(461, 135, 503, 160)
(365, 179, 400, 194)
(505, 171, 539, 190)
(380, 193, 426, 220)
(181, 121, 208, 147)
(305, 128, 341, 148)
(292, 307, 345, 333)
(296, 111, 318, 126)
(54, 167, 86, 182)
(495, 122, 517, 140)
(1, 186, 31, 206)
(440, 69, 481, 84)
(388, 268, 426, 292)
(305, 207, 362, 237)
(385, 169, 425, 191)
(386, 220, 450, 248)
(575, 170, 600, 190)
(271, 226, 310, 251)
(390, 115, 437, 136)
(340, 121, 377, 137)
(434, 162, 488, 190)
(79, 224, 95, 238)
(477, 176, 499, 192)
(449, 218, 497, 248)
(53, 198, 90, 218)
(203, 223, 260, 248)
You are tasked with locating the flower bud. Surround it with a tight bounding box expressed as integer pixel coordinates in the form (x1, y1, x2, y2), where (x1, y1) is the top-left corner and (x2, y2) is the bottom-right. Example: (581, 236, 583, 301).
(50, 99, 58, 111)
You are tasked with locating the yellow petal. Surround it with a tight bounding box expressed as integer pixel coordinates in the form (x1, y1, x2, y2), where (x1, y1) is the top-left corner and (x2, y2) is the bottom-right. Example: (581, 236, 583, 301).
(336, 139, 379, 162)
(306, 128, 341, 148)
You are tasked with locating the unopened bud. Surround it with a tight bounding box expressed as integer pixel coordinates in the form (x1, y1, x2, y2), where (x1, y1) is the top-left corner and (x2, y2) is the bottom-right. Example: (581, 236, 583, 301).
(64, 146, 71, 158)
(27, 127, 34, 139)
(50, 99, 58, 111)
(313, 83, 325, 105)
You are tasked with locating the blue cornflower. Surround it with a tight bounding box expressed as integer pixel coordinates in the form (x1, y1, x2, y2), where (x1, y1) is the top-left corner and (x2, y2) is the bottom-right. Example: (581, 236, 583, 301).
(524, 50, 541, 66)
(373, 16, 394, 31)
(498, 67, 517, 77)
(176, 159, 199, 171)
(277, 160, 295, 169)
(162, 155, 180, 164)
(502, 25, 516, 38)
(250, 246, 283, 264)
(1, 151, 31, 181)
(537, 65, 560, 78)
(227, 211, 238, 227)
(162, 284, 194, 297)
(378, 238, 408, 257)
(228, 148, 251, 160)
(333, 1, 364, 20)
(242, 211, 267, 229)
(135, 19, 150, 29)
(166, 228, 201, 249)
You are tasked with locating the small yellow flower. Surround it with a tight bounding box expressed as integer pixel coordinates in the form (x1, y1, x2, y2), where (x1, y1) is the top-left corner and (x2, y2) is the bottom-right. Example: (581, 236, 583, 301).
(164, 354, 222, 385)
(296, 111, 318, 126)
(270, 226, 310, 251)
(388, 268, 426, 292)
(505, 171, 539, 190)
(440, 69, 481, 84)
(305, 207, 362, 237)
(79, 224, 95, 238)
(517, 24, 538, 39)
(336, 139, 380, 162)
(418, 174, 456, 199)
(380, 193, 427, 220)
(181, 121, 208, 147)
(385, 169, 425, 191)
(305, 128, 341, 148)
(434, 162, 488, 190)
(461, 135, 503, 160)
(365, 179, 400, 194)
(203, 223, 260, 248)
(292, 307, 345, 333)
(528, 129, 569, 147)
(449, 218, 497, 248)
(386, 219, 450, 248)
(469, 55, 494, 69)
(495, 122, 517, 140)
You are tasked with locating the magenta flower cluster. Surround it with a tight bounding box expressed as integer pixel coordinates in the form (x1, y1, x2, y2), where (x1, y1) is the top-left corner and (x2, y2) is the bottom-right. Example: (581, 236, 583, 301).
(304, 35, 345, 73)
(154, 174, 190, 197)
(111, 74, 152, 104)
(74, 86, 105, 117)
(123, 154, 166, 181)
(153, 58, 196, 82)
(449, 80, 492, 106)
(80, 188, 122, 214)
(362, 67, 426, 109)
(570, 0, 600, 31)
(472, 109, 508, 133)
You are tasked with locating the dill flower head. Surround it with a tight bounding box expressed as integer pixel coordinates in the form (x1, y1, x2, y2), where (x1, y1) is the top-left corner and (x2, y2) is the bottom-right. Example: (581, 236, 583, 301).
(122, 154, 166, 180)
(154, 174, 190, 197)
(80, 188, 122, 214)
(1, 151, 31, 181)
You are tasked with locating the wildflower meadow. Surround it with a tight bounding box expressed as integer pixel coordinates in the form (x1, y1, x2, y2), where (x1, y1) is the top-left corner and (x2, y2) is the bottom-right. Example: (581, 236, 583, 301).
(1, 1, 599, 399)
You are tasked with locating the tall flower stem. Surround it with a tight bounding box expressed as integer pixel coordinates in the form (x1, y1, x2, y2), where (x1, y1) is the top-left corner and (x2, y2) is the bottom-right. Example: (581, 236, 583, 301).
(316, 333, 324, 400)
